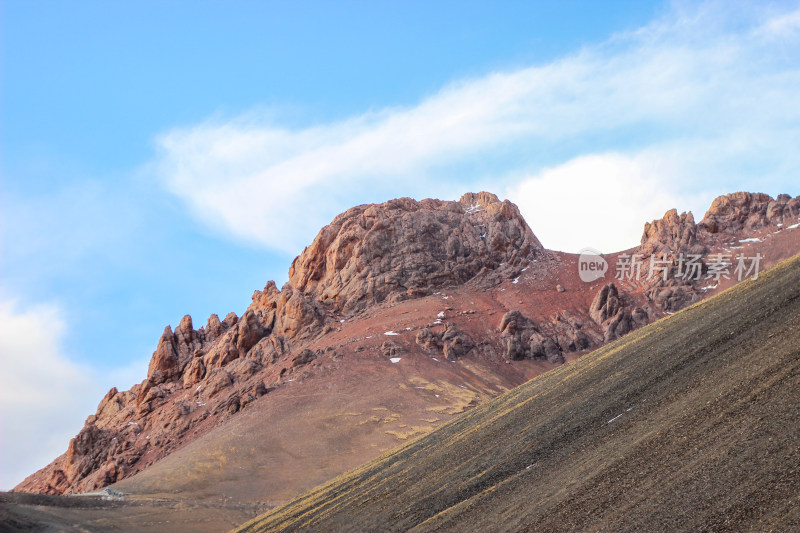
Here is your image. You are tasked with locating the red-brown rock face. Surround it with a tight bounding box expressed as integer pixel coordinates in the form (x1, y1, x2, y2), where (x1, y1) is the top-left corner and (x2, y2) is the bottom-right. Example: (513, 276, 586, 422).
(287, 192, 546, 313)
(699, 192, 800, 234)
(640, 209, 706, 257)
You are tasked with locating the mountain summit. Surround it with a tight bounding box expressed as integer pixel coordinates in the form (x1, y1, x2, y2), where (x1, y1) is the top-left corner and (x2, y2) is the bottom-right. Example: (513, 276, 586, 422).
(288, 192, 545, 312)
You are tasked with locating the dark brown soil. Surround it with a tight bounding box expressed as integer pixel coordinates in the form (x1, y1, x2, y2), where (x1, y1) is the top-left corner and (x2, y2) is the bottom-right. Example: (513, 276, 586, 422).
(0, 492, 265, 533)
(236, 253, 800, 533)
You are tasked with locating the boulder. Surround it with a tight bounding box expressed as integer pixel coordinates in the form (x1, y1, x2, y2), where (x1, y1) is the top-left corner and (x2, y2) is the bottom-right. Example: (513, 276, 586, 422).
(381, 341, 403, 357)
(590, 283, 621, 325)
(441, 323, 474, 360)
(292, 349, 317, 367)
(415, 327, 440, 351)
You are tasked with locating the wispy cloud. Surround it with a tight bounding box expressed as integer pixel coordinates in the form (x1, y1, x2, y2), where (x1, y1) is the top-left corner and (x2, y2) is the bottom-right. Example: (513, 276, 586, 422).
(152, 1, 800, 254)
(0, 299, 145, 490)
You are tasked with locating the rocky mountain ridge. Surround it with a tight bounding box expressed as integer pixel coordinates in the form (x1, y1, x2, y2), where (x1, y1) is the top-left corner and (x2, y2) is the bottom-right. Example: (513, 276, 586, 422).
(288, 191, 546, 312)
(14, 191, 800, 499)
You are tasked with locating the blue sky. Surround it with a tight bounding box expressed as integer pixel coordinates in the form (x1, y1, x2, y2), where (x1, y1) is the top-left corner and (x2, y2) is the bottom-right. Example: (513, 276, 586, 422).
(2, 0, 799, 489)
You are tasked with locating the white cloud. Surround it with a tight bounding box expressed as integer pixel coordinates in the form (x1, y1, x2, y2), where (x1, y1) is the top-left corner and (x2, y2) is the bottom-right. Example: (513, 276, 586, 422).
(152, 1, 800, 255)
(0, 299, 145, 490)
(506, 152, 712, 253)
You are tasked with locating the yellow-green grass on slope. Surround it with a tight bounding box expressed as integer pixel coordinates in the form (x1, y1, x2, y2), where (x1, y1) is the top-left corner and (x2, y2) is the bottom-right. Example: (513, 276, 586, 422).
(235, 253, 800, 533)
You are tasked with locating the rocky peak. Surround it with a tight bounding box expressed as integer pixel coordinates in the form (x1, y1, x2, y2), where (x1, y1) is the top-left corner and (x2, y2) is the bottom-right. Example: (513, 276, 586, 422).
(640, 209, 705, 257)
(699, 192, 800, 234)
(146, 326, 179, 385)
(634, 192, 800, 316)
(287, 192, 546, 313)
(458, 191, 500, 208)
(640, 193, 800, 253)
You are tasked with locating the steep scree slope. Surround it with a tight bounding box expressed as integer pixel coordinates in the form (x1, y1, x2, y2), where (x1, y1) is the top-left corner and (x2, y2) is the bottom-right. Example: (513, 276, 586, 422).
(237, 252, 800, 533)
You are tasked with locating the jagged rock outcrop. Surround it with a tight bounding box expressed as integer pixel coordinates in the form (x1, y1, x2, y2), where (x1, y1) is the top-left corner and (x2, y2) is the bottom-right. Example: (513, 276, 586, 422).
(201, 369, 233, 398)
(497, 310, 570, 364)
(636, 192, 800, 313)
(287, 192, 546, 313)
(246, 335, 286, 366)
(226, 358, 262, 381)
(174, 315, 202, 370)
(414, 324, 475, 360)
(236, 309, 269, 357)
(205, 313, 224, 342)
(440, 324, 475, 360)
(699, 192, 800, 234)
(147, 327, 180, 385)
(551, 314, 592, 354)
(415, 328, 440, 352)
(637, 210, 708, 312)
(381, 341, 403, 357)
(19, 298, 286, 495)
(590, 283, 648, 342)
(272, 286, 324, 339)
(202, 329, 239, 369)
(645, 283, 700, 312)
(640, 209, 706, 257)
(589, 283, 621, 325)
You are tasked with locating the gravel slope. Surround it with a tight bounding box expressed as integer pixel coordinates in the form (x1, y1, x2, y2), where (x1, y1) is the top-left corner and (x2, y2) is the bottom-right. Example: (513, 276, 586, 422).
(237, 253, 800, 533)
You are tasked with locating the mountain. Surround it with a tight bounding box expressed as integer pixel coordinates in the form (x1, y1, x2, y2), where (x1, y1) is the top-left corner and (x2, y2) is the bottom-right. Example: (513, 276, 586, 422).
(8, 191, 800, 530)
(237, 251, 800, 533)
